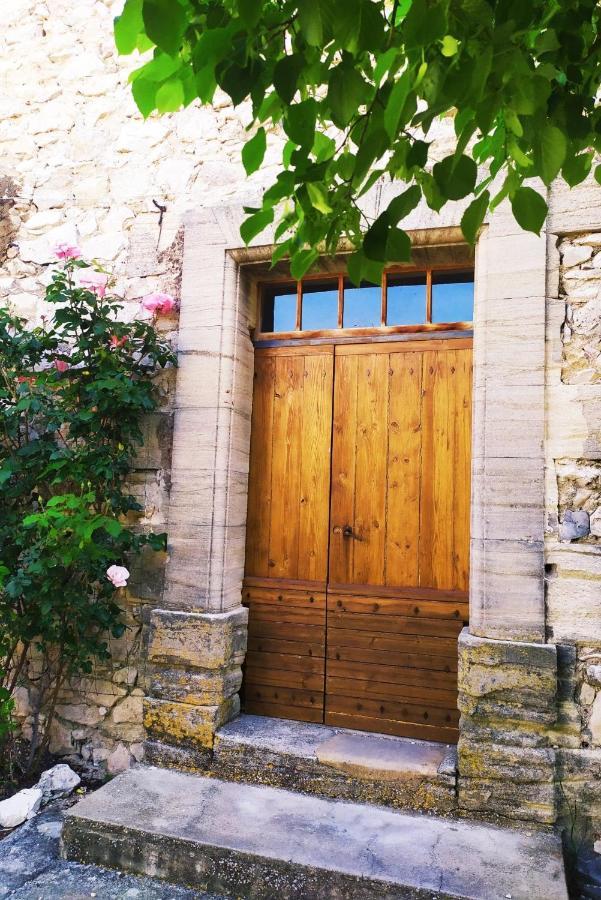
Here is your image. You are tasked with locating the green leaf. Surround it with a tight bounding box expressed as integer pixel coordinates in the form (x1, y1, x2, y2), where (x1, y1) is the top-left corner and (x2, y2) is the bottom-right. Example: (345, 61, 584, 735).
(594, 164, 601, 187)
(130, 52, 180, 82)
(142, 0, 186, 57)
(384, 71, 411, 141)
(131, 78, 156, 117)
(385, 227, 411, 262)
(242, 127, 267, 175)
(237, 0, 262, 28)
(297, 0, 323, 46)
(155, 78, 184, 112)
(240, 208, 274, 244)
(114, 0, 143, 55)
(274, 54, 303, 105)
(103, 519, 123, 537)
(511, 186, 548, 235)
(441, 35, 459, 57)
(433, 154, 477, 201)
(537, 124, 567, 186)
(562, 151, 593, 188)
(306, 182, 333, 214)
(460, 190, 489, 244)
(403, 1, 447, 48)
(284, 99, 317, 148)
(328, 65, 369, 128)
(386, 185, 421, 223)
(290, 247, 319, 280)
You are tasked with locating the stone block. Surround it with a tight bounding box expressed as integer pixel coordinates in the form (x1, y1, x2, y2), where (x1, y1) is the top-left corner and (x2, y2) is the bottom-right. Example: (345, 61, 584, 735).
(145, 664, 242, 706)
(143, 696, 239, 750)
(458, 629, 557, 724)
(459, 777, 557, 824)
(458, 739, 555, 783)
(146, 607, 248, 669)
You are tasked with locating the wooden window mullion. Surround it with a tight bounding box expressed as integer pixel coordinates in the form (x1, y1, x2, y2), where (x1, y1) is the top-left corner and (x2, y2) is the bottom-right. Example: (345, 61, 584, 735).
(381, 272, 387, 326)
(426, 269, 432, 323)
(296, 279, 302, 331)
(337, 273, 344, 328)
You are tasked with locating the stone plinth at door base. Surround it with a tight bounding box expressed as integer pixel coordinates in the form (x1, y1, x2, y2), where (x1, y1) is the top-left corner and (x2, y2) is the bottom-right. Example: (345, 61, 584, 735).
(142, 606, 248, 771)
(457, 628, 559, 825)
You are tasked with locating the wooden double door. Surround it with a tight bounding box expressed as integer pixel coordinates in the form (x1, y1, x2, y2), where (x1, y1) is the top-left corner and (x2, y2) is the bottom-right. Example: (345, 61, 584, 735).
(243, 338, 472, 743)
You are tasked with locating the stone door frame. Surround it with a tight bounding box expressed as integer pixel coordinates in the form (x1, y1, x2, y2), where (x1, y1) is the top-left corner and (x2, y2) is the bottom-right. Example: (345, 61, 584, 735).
(142, 201, 551, 773)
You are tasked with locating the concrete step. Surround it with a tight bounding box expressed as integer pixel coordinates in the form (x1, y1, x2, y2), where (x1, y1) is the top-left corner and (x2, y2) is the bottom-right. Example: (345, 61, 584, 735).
(210, 713, 458, 814)
(62, 766, 568, 900)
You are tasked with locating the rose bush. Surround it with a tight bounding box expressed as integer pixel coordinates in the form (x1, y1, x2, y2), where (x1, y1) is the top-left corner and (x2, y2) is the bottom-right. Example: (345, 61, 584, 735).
(0, 249, 176, 780)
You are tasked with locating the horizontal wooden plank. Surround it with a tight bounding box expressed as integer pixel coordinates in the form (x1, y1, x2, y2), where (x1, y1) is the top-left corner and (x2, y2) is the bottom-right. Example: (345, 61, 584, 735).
(254, 345, 334, 358)
(328, 611, 463, 638)
(247, 636, 325, 658)
(244, 666, 324, 691)
(328, 595, 467, 621)
(327, 659, 457, 691)
(335, 338, 473, 356)
(326, 675, 457, 708)
(246, 699, 325, 723)
(244, 684, 324, 710)
(327, 583, 468, 603)
(243, 588, 326, 609)
(326, 694, 459, 728)
(327, 645, 457, 673)
(247, 621, 325, 643)
(245, 651, 325, 675)
(324, 711, 459, 744)
(246, 603, 326, 626)
(326, 627, 458, 656)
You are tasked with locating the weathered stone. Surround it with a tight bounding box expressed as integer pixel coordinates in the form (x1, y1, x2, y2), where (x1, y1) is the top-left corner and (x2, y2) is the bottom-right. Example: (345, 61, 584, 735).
(591, 507, 601, 537)
(145, 664, 242, 706)
(110, 694, 143, 725)
(143, 696, 240, 750)
(559, 509, 591, 541)
(588, 665, 601, 688)
(589, 694, 601, 744)
(0, 788, 42, 829)
(106, 743, 132, 775)
(146, 607, 248, 669)
(458, 739, 555, 783)
(459, 778, 557, 824)
(581, 682, 596, 705)
(62, 767, 568, 898)
(36, 765, 80, 804)
(562, 243, 593, 268)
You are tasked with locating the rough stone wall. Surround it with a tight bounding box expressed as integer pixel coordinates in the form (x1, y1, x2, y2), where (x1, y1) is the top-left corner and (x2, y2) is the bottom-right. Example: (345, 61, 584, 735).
(543, 226, 601, 836)
(0, 0, 279, 774)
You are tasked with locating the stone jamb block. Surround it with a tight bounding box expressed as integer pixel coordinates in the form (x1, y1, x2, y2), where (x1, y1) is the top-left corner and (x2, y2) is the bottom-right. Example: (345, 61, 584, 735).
(146, 607, 248, 669)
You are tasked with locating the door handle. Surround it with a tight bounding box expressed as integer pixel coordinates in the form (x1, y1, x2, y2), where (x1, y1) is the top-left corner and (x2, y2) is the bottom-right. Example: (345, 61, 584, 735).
(341, 525, 363, 541)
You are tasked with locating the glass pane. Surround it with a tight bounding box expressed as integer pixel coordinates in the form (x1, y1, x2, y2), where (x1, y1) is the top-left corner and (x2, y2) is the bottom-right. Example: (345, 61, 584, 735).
(301, 279, 339, 330)
(261, 284, 297, 333)
(343, 280, 381, 328)
(387, 274, 427, 325)
(432, 271, 474, 323)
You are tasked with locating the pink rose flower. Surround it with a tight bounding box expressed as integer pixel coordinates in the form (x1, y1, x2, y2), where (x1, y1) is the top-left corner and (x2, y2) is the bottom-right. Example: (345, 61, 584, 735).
(141, 292, 176, 315)
(76, 269, 109, 298)
(109, 334, 127, 349)
(106, 565, 130, 588)
(54, 242, 81, 260)
(53, 359, 69, 373)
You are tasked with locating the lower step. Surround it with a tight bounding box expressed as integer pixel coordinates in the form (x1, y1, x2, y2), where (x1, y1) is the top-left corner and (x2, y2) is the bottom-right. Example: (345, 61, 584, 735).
(210, 714, 458, 815)
(62, 766, 568, 900)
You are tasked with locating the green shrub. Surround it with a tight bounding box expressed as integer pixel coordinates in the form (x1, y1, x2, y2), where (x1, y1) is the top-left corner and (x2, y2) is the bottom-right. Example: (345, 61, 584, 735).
(0, 250, 176, 777)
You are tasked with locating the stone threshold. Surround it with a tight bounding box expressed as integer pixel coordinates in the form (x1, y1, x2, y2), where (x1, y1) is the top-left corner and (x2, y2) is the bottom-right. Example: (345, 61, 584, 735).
(61, 765, 568, 900)
(207, 713, 458, 815)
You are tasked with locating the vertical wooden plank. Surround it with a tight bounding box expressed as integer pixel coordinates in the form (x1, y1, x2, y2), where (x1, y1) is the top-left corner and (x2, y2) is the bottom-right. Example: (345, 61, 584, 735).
(245, 354, 275, 577)
(419, 349, 436, 588)
(386, 351, 422, 586)
(329, 353, 358, 584)
(269, 355, 303, 578)
(353, 353, 388, 585)
(452, 348, 473, 591)
(420, 349, 453, 589)
(298, 352, 334, 581)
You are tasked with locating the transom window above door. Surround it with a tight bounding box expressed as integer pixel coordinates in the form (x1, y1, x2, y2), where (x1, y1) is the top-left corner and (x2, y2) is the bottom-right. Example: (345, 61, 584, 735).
(258, 268, 473, 340)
